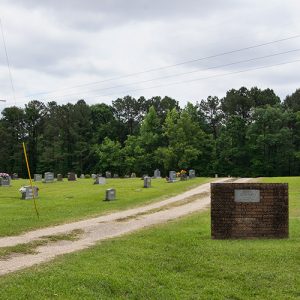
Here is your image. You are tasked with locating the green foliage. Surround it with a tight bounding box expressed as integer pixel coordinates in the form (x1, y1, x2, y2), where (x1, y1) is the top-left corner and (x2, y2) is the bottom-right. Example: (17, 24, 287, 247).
(1, 87, 300, 177)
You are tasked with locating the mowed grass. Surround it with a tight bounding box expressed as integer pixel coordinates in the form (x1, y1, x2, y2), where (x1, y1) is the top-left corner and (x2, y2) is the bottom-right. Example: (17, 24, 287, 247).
(0, 177, 299, 299)
(0, 177, 211, 237)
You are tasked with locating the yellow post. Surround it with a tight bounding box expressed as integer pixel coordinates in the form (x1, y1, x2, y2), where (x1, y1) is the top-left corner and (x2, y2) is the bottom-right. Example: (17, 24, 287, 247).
(22, 142, 39, 218)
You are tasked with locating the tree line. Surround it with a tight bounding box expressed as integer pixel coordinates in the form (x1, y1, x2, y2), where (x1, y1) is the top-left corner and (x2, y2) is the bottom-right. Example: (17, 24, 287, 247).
(1, 86, 300, 178)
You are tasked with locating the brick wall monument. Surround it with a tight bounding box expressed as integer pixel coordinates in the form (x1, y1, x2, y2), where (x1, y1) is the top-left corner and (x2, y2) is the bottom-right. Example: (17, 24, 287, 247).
(211, 183, 288, 239)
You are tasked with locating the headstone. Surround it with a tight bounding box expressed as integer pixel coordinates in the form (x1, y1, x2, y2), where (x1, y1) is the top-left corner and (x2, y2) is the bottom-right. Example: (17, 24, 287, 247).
(189, 169, 196, 179)
(57, 174, 63, 181)
(44, 172, 54, 183)
(68, 172, 76, 181)
(12, 173, 19, 180)
(34, 174, 42, 182)
(153, 169, 161, 178)
(105, 188, 116, 201)
(84, 174, 91, 179)
(20, 186, 38, 200)
(144, 176, 151, 188)
(131, 173, 136, 178)
(124, 175, 129, 178)
(94, 176, 106, 185)
(0, 176, 11, 186)
(215, 174, 218, 178)
(91, 174, 97, 179)
(105, 171, 111, 178)
(80, 174, 85, 179)
(169, 171, 177, 182)
(113, 173, 119, 178)
(211, 183, 289, 239)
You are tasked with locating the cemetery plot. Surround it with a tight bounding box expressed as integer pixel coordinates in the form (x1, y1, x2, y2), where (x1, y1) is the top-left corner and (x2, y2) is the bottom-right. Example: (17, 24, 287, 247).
(0, 177, 211, 237)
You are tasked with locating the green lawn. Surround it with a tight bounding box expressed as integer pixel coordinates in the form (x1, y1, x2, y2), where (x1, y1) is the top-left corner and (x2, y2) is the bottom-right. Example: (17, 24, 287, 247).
(0, 177, 299, 299)
(0, 177, 211, 237)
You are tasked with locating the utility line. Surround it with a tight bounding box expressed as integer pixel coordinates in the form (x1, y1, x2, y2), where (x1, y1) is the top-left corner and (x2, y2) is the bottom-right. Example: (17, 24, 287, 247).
(87, 58, 300, 101)
(50, 48, 300, 99)
(26, 34, 300, 98)
(0, 18, 16, 105)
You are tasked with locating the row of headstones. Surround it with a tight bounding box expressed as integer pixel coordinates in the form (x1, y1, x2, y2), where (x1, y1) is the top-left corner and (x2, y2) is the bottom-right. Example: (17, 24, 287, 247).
(1, 169, 196, 187)
(167, 170, 196, 182)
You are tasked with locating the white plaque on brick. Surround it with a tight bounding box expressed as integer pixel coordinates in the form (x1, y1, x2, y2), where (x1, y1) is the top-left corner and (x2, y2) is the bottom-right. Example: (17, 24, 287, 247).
(234, 189, 260, 203)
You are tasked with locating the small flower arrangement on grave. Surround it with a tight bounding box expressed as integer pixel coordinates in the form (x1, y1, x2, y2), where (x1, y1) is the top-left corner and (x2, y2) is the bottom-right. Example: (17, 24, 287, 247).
(0, 172, 9, 178)
(179, 170, 187, 180)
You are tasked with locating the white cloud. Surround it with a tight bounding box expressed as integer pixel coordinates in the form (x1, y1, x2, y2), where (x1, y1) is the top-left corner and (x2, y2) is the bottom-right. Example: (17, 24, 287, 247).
(0, 0, 299, 107)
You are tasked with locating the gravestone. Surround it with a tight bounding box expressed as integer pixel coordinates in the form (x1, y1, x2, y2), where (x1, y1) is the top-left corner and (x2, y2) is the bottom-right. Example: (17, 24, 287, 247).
(144, 176, 151, 188)
(44, 172, 54, 183)
(57, 174, 63, 181)
(113, 173, 119, 178)
(215, 174, 218, 178)
(94, 177, 106, 185)
(91, 174, 97, 179)
(80, 174, 85, 179)
(131, 173, 136, 178)
(211, 183, 289, 239)
(189, 169, 196, 179)
(169, 171, 177, 182)
(153, 169, 161, 178)
(68, 172, 76, 181)
(20, 186, 38, 200)
(34, 174, 42, 182)
(105, 171, 111, 178)
(105, 188, 116, 201)
(0, 176, 11, 186)
(12, 173, 19, 180)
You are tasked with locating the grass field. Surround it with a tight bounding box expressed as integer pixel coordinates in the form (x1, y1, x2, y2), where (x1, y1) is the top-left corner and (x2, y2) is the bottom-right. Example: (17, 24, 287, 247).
(0, 177, 299, 299)
(0, 177, 211, 237)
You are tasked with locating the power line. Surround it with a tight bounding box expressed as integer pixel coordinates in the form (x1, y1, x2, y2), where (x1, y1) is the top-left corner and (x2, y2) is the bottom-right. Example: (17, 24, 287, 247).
(0, 18, 16, 105)
(88, 58, 300, 101)
(50, 48, 300, 99)
(25, 34, 300, 98)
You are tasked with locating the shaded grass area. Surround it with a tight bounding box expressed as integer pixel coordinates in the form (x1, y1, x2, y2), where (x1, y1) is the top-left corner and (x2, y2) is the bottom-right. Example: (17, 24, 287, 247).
(0, 230, 83, 259)
(0, 177, 299, 299)
(0, 177, 210, 237)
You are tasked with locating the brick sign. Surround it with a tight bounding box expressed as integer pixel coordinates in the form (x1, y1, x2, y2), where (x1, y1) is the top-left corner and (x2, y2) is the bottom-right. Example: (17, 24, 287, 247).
(211, 183, 288, 239)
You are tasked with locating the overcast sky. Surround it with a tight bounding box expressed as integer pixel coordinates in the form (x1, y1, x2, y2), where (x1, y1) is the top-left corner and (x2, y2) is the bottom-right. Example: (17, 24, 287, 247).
(0, 0, 299, 108)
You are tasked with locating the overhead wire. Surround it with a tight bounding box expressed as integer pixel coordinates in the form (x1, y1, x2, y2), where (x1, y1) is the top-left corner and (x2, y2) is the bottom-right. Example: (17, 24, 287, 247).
(45, 48, 300, 99)
(84, 58, 300, 102)
(25, 34, 300, 98)
(0, 17, 16, 106)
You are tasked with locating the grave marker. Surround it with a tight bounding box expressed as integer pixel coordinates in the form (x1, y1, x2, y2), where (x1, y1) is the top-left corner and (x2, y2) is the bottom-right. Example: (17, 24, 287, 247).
(0, 176, 11, 186)
(153, 169, 161, 178)
(189, 169, 196, 179)
(105, 188, 116, 201)
(211, 183, 289, 239)
(34, 174, 42, 182)
(94, 177, 106, 185)
(68, 172, 76, 181)
(144, 176, 151, 188)
(20, 186, 39, 200)
(168, 171, 177, 182)
(44, 172, 54, 183)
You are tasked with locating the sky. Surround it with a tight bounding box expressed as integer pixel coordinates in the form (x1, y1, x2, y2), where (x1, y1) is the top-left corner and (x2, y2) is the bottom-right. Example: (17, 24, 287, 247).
(0, 0, 299, 108)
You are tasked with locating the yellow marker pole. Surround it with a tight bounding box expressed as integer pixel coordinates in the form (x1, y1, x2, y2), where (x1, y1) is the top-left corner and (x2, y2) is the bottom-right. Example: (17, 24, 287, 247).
(22, 142, 39, 218)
